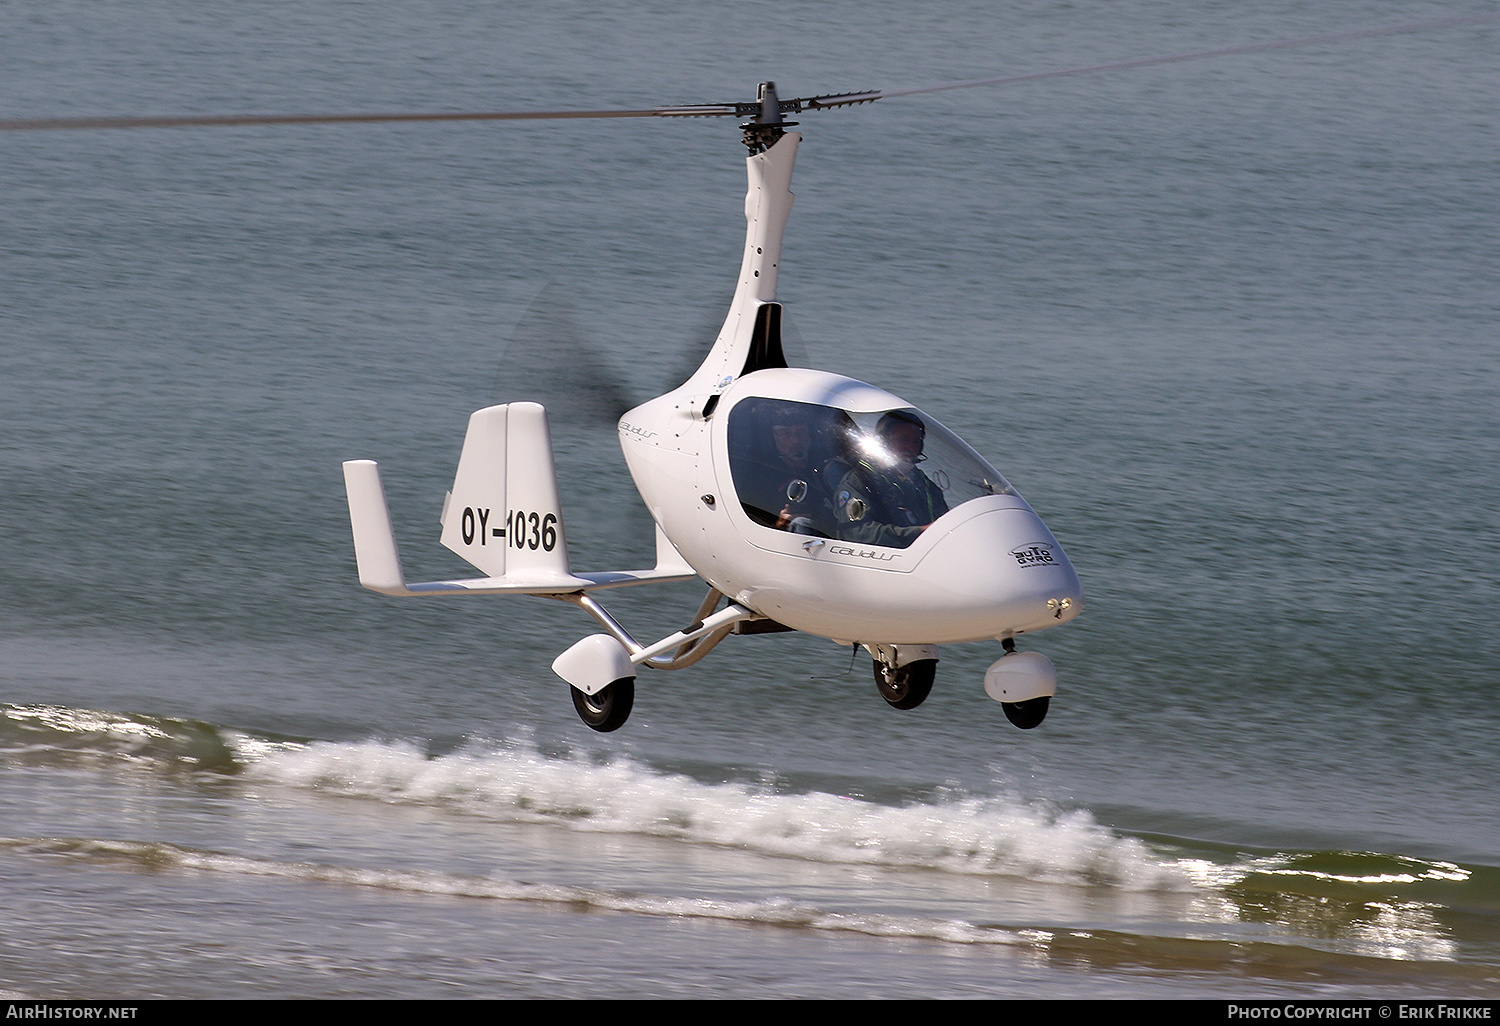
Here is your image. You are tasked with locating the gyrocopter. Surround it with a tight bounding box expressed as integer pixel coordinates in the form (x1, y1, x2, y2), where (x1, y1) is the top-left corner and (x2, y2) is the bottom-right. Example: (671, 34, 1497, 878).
(10, 15, 1485, 732)
(342, 83, 1082, 732)
(332, 14, 1496, 733)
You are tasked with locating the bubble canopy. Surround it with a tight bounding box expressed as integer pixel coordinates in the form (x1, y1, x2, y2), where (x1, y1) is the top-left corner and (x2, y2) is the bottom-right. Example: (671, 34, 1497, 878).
(726, 395, 1017, 550)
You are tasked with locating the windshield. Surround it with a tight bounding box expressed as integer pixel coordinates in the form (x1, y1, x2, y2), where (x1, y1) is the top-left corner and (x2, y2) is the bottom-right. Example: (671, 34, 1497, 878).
(726, 397, 1014, 549)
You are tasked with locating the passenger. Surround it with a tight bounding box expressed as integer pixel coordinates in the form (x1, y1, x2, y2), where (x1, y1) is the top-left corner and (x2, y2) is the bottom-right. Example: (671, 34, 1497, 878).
(831, 410, 949, 549)
(733, 402, 834, 535)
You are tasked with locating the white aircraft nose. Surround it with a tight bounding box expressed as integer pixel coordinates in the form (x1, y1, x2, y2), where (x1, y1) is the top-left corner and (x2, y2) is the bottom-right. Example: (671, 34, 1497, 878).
(915, 505, 1083, 637)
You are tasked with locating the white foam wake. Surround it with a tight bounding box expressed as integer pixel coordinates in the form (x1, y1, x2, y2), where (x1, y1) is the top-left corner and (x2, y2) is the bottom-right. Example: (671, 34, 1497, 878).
(241, 738, 1188, 891)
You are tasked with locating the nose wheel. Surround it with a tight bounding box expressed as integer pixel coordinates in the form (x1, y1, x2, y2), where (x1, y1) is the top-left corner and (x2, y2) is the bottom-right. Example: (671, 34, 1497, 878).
(873, 658, 936, 710)
(1001, 696, 1049, 729)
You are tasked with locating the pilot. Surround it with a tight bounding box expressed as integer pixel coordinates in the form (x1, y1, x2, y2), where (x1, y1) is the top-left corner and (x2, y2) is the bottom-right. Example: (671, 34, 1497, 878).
(832, 410, 948, 549)
(734, 401, 834, 535)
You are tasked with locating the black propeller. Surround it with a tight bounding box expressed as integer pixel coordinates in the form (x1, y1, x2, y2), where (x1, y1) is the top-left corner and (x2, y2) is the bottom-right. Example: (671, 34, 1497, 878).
(490, 285, 638, 427)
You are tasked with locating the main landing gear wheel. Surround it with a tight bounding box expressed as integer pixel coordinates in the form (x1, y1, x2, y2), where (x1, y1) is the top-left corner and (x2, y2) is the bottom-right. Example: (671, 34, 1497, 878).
(571, 678, 635, 732)
(1002, 696, 1049, 729)
(874, 659, 936, 710)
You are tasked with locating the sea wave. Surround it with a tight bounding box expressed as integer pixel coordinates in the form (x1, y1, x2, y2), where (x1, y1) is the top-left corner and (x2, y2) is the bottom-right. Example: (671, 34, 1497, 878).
(4, 834, 1492, 984)
(0, 702, 248, 773)
(7, 701, 1496, 969)
(243, 736, 1188, 890)
(0, 835, 1046, 948)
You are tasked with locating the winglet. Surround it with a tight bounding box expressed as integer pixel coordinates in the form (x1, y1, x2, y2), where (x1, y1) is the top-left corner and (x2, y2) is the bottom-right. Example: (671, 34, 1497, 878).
(342, 459, 408, 595)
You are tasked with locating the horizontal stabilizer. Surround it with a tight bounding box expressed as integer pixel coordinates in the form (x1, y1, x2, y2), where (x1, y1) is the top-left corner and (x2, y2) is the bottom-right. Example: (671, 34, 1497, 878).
(344, 458, 600, 595)
(341, 408, 699, 598)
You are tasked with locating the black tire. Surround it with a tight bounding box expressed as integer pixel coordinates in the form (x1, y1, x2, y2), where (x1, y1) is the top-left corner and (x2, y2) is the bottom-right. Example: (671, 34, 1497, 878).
(1002, 696, 1049, 729)
(571, 677, 635, 732)
(873, 658, 936, 710)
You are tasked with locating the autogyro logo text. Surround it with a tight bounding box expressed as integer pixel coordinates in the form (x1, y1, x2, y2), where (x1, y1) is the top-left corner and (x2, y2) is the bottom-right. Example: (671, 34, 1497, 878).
(1010, 543, 1055, 568)
(828, 545, 900, 562)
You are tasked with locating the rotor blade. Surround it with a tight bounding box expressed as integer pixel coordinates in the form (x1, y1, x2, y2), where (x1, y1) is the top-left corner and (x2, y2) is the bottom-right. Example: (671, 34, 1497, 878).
(846, 13, 1500, 105)
(2, 12, 1491, 134)
(0, 106, 743, 133)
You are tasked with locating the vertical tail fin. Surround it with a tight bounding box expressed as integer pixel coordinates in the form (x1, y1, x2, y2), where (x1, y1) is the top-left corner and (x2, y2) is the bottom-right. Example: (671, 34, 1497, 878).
(439, 402, 574, 584)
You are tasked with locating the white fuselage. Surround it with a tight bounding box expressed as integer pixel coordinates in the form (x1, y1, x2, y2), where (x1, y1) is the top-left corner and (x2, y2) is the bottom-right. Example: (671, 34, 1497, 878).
(616, 129, 1081, 646)
(620, 368, 1081, 645)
